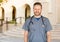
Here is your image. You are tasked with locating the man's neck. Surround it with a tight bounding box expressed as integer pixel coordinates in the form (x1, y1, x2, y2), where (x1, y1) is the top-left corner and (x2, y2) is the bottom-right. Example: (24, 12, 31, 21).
(34, 15, 41, 18)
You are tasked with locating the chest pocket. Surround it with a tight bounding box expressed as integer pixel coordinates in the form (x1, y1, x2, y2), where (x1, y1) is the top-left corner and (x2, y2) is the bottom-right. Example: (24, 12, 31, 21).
(40, 21, 47, 33)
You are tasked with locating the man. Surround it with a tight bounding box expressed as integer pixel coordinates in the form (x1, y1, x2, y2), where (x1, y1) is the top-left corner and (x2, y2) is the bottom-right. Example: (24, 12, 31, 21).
(22, 2, 52, 42)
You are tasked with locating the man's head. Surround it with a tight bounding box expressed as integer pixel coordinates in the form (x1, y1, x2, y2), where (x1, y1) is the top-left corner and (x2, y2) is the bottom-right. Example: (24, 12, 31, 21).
(33, 2, 42, 16)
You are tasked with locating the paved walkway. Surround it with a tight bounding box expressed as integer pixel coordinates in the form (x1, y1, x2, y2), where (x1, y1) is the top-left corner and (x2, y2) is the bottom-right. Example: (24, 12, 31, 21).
(0, 35, 60, 42)
(0, 36, 24, 42)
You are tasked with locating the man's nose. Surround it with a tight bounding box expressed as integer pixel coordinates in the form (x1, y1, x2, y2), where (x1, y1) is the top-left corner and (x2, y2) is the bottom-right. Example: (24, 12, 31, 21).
(36, 10, 39, 12)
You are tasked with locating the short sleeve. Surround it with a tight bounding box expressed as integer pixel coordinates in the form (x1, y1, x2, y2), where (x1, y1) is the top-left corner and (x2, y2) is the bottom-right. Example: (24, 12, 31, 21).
(22, 19, 30, 31)
(45, 18, 52, 32)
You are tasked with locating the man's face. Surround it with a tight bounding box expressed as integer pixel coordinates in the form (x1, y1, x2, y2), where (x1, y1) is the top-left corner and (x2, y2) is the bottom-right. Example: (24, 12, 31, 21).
(33, 5, 42, 16)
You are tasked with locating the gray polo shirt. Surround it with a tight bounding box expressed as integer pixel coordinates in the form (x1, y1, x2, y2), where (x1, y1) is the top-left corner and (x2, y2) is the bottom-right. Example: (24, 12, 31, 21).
(22, 16, 52, 42)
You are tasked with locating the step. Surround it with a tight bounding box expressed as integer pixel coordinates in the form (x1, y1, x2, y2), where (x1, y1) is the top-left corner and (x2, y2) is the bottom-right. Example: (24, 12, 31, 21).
(3, 24, 60, 39)
(3, 32, 24, 37)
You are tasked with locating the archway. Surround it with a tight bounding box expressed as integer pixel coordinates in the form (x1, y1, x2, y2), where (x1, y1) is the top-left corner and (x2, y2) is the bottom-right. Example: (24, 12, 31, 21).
(12, 6, 16, 21)
(0, 7, 4, 20)
(1, 7, 4, 20)
(25, 4, 31, 21)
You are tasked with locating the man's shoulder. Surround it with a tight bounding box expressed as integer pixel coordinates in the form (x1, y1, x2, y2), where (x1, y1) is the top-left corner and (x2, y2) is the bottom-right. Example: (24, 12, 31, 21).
(25, 17, 31, 22)
(42, 16, 49, 21)
(26, 16, 34, 20)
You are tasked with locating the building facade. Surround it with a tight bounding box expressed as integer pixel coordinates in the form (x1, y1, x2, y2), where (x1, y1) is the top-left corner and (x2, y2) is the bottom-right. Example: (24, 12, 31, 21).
(0, 0, 60, 25)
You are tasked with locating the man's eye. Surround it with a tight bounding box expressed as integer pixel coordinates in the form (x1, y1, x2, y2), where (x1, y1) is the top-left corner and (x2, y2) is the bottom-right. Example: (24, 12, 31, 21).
(34, 9, 37, 10)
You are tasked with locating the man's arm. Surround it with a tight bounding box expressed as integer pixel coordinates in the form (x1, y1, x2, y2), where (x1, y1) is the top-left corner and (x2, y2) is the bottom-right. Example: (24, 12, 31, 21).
(47, 31, 51, 42)
(24, 30, 28, 42)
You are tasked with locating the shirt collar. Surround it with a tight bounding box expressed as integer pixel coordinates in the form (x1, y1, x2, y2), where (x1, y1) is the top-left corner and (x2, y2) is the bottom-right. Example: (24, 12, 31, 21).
(34, 15, 42, 18)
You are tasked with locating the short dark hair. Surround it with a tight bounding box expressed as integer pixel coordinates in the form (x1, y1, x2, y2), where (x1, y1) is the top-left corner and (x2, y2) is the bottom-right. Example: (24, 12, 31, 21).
(33, 2, 42, 8)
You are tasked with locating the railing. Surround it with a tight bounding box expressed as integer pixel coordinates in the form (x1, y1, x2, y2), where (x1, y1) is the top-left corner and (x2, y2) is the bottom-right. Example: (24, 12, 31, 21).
(0, 17, 24, 33)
